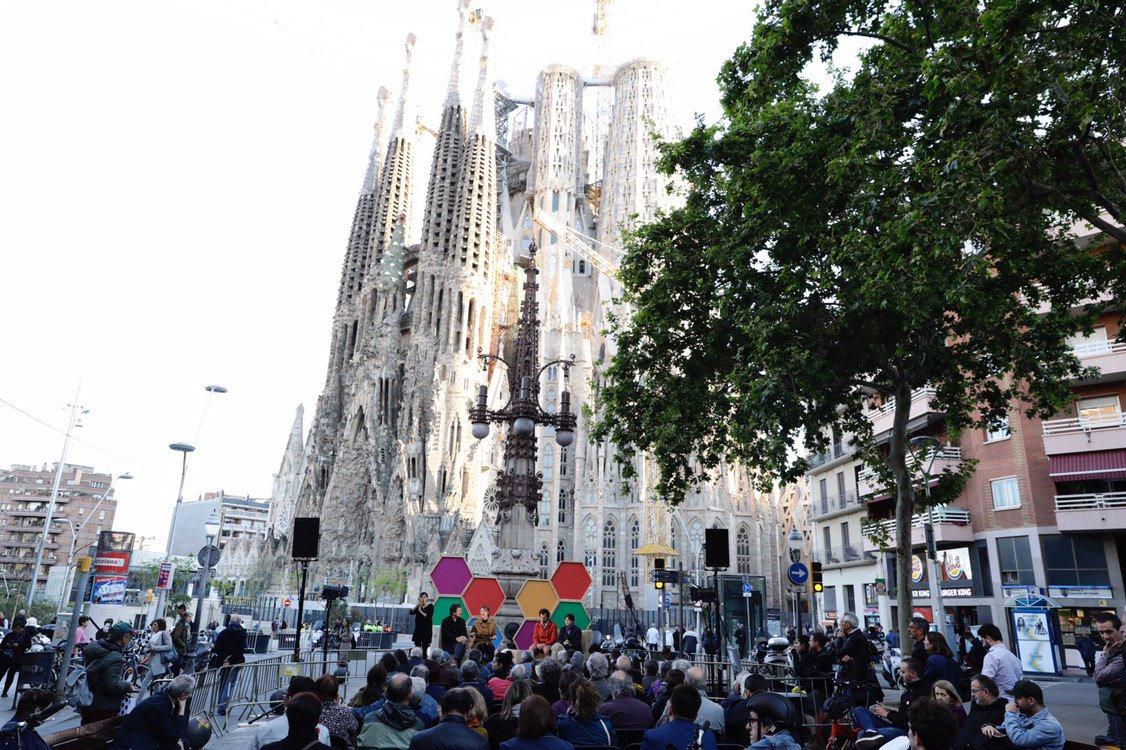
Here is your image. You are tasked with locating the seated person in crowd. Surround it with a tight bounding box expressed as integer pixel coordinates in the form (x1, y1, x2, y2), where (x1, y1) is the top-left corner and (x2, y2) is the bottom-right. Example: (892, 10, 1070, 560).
(113, 676, 194, 750)
(998, 681, 1064, 750)
(953, 675, 1011, 750)
(746, 698, 801, 750)
(408, 687, 488, 750)
(532, 658, 563, 704)
(358, 673, 424, 750)
(530, 611, 558, 660)
(262, 692, 332, 750)
(642, 684, 717, 750)
(556, 680, 616, 747)
(487, 680, 534, 750)
(500, 694, 574, 750)
(855, 658, 928, 749)
(725, 673, 768, 747)
(601, 670, 655, 731)
(254, 676, 331, 749)
(459, 660, 494, 712)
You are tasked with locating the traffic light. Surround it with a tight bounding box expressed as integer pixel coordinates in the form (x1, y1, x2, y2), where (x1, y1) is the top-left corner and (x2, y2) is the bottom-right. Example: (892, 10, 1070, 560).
(811, 561, 823, 593)
(654, 558, 665, 590)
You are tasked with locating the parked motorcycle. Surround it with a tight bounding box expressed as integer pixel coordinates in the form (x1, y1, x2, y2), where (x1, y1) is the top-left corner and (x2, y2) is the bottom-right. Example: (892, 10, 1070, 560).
(881, 644, 902, 689)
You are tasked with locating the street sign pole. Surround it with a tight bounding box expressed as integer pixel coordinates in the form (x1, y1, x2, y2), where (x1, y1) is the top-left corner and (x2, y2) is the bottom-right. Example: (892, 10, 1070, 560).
(56, 552, 93, 699)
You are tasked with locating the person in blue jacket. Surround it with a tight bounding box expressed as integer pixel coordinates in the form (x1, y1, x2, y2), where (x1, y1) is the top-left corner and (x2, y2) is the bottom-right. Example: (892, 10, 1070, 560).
(1001, 681, 1065, 750)
(556, 681, 615, 747)
(921, 632, 963, 692)
(642, 684, 717, 750)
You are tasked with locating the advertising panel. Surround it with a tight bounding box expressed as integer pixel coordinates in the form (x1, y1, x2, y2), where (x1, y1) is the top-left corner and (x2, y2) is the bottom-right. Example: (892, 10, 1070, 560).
(156, 562, 175, 590)
(910, 546, 975, 598)
(1010, 607, 1059, 675)
(91, 574, 129, 605)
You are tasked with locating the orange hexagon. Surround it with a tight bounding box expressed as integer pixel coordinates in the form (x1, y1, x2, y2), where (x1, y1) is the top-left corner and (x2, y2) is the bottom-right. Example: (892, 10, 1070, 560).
(515, 579, 559, 620)
(463, 576, 506, 616)
(551, 561, 592, 601)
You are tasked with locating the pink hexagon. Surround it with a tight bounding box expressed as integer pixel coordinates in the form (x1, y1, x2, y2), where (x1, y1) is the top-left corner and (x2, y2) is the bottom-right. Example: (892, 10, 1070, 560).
(463, 577, 506, 616)
(551, 561, 592, 601)
(513, 619, 538, 650)
(430, 556, 472, 596)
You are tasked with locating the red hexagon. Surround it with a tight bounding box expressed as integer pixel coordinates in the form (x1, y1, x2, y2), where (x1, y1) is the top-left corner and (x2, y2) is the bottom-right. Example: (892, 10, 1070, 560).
(551, 561, 592, 601)
(463, 576, 506, 617)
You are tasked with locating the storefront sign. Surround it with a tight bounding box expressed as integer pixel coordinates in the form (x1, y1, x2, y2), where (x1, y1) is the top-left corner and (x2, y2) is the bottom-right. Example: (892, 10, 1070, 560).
(912, 587, 973, 598)
(909, 547, 976, 596)
(1048, 586, 1112, 599)
(94, 530, 135, 576)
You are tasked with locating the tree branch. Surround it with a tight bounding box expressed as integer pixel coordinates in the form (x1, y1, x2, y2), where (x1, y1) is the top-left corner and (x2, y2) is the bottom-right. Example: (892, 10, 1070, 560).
(838, 29, 917, 54)
(1027, 179, 1126, 244)
(1072, 142, 1125, 225)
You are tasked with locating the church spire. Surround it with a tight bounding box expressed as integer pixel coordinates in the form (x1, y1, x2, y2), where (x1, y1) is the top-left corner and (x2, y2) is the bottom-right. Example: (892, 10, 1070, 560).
(361, 86, 392, 194)
(468, 16, 495, 137)
(391, 33, 417, 140)
(444, 0, 471, 108)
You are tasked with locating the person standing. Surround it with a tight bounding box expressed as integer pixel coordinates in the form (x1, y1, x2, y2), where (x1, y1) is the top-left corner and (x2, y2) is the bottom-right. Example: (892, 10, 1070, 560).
(978, 624, 1023, 696)
(1094, 612, 1125, 748)
(170, 606, 191, 676)
(907, 617, 930, 663)
(138, 618, 176, 696)
(439, 604, 468, 664)
(1076, 632, 1097, 677)
(411, 593, 435, 651)
(646, 624, 661, 653)
(0, 618, 30, 697)
(210, 615, 247, 716)
(81, 621, 135, 725)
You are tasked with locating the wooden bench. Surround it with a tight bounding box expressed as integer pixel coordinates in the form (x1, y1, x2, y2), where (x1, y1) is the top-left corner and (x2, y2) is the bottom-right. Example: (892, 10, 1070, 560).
(42, 716, 122, 750)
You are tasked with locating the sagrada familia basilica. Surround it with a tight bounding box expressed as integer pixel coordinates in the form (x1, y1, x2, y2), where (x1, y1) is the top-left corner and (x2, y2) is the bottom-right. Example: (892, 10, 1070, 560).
(257, 1, 797, 614)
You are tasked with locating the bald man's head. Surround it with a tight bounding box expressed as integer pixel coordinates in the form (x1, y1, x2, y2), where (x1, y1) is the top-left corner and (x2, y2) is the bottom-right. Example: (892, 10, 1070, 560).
(386, 673, 413, 704)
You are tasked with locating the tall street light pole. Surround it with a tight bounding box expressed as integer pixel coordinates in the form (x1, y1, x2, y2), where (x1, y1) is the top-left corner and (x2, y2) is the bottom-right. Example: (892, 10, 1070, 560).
(787, 527, 805, 634)
(155, 442, 195, 619)
(193, 513, 221, 642)
(908, 436, 948, 638)
(27, 387, 86, 607)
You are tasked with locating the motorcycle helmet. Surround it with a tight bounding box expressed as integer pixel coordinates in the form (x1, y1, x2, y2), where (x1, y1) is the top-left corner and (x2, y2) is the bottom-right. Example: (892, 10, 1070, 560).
(185, 715, 213, 749)
(748, 692, 799, 731)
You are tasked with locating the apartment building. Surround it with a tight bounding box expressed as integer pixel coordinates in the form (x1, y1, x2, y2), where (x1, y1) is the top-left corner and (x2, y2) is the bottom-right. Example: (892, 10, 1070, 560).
(0, 463, 119, 588)
(169, 490, 270, 557)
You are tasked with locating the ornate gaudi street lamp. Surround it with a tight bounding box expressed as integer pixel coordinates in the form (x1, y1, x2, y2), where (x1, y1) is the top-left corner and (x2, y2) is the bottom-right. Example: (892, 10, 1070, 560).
(469, 256, 577, 525)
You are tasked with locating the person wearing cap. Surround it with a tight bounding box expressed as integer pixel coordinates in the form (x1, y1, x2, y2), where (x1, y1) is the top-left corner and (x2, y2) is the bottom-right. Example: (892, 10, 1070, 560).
(81, 621, 135, 725)
(996, 680, 1063, 750)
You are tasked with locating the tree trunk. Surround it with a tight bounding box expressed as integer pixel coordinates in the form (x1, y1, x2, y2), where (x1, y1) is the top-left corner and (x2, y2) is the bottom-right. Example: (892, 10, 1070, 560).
(888, 381, 917, 642)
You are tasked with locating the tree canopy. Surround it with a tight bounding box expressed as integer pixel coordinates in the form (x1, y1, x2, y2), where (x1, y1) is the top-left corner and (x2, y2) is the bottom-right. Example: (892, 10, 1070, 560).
(595, 0, 1123, 633)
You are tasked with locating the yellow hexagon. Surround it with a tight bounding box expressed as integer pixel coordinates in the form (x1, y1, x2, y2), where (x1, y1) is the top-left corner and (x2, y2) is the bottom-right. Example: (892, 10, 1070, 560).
(515, 579, 560, 620)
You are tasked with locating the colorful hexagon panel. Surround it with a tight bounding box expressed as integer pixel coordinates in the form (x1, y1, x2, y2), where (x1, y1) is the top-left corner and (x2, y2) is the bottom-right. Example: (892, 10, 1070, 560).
(551, 561, 592, 601)
(513, 619, 538, 650)
(516, 579, 559, 620)
(551, 600, 591, 630)
(430, 556, 473, 596)
(432, 595, 466, 624)
(463, 576, 506, 616)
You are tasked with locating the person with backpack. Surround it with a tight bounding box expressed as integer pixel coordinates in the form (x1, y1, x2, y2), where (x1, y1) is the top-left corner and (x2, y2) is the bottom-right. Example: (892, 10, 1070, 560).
(921, 632, 965, 694)
(80, 621, 135, 725)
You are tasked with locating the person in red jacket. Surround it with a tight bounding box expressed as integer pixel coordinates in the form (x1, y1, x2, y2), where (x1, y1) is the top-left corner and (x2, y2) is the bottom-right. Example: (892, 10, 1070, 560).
(531, 609, 558, 659)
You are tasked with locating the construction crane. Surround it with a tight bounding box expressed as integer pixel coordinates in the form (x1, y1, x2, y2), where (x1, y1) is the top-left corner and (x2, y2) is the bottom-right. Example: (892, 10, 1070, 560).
(531, 210, 618, 278)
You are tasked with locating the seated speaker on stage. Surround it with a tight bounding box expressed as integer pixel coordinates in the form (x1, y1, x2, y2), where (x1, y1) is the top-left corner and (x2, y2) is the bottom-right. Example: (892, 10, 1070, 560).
(530, 610, 558, 658)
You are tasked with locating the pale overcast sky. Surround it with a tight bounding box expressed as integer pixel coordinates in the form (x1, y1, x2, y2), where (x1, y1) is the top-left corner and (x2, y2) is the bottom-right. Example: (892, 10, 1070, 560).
(0, 0, 777, 546)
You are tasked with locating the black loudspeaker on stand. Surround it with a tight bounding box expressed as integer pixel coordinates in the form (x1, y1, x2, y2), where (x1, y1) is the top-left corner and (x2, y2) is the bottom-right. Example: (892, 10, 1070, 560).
(704, 527, 730, 569)
(291, 517, 320, 560)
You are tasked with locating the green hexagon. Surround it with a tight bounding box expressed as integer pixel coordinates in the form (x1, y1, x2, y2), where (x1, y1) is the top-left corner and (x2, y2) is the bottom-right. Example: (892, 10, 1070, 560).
(432, 595, 467, 624)
(551, 600, 591, 630)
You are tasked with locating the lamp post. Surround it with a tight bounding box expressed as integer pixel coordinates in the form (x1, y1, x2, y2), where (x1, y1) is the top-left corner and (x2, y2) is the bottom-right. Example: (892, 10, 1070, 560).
(469, 256, 577, 548)
(192, 512, 221, 643)
(787, 527, 804, 634)
(908, 435, 949, 639)
(154, 442, 195, 619)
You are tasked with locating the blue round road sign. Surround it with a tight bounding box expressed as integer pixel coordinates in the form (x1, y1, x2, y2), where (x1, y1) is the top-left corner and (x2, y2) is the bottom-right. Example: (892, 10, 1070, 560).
(787, 562, 809, 586)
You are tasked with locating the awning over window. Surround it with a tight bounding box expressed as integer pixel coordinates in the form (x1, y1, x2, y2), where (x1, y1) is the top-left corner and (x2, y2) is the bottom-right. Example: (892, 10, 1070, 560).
(1049, 449, 1126, 481)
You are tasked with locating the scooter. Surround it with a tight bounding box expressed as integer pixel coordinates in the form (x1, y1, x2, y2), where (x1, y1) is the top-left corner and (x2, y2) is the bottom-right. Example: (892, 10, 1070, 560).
(881, 644, 902, 689)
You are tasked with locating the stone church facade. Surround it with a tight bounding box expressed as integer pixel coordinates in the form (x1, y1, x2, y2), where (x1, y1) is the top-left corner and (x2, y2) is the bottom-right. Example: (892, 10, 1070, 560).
(260, 1, 787, 614)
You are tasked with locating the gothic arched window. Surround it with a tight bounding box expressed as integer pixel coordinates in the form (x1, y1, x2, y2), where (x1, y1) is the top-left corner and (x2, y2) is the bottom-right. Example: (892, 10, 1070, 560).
(557, 540, 566, 563)
(736, 525, 751, 574)
(629, 518, 640, 588)
(583, 516, 598, 571)
(539, 543, 549, 578)
(689, 519, 704, 572)
(601, 517, 618, 586)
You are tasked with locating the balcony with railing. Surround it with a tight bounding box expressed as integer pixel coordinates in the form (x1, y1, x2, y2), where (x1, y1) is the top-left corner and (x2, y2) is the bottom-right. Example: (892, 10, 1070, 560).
(812, 490, 863, 519)
(1071, 339, 1126, 380)
(858, 447, 963, 498)
(862, 505, 974, 551)
(814, 544, 877, 567)
(1054, 492, 1126, 532)
(1042, 412, 1126, 455)
(808, 439, 853, 470)
(868, 387, 942, 436)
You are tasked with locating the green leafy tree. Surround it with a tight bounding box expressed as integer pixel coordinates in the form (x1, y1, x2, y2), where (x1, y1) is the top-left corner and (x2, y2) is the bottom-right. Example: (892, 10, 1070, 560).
(596, 0, 1122, 636)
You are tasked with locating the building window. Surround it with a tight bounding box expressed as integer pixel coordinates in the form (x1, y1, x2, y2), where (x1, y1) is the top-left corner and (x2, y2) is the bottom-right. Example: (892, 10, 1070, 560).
(990, 477, 1021, 510)
(558, 489, 568, 524)
(629, 519, 640, 587)
(736, 526, 751, 574)
(542, 445, 554, 480)
(984, 415, 1011, 443)
(537, 495, 551, 527)
(98, 510, 106, 520)
(822, 585, 838, 613)
(539, 543, 549, 578)
(557, 540, 566, 563)
(1076, 395, 1122, 424)
(1042, 534, 1110, 586)
(997, 536, 1036, 586)
(601, 517, 617, 586)
(843, 584, 856, 613)
(583, 517, 598, 571)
